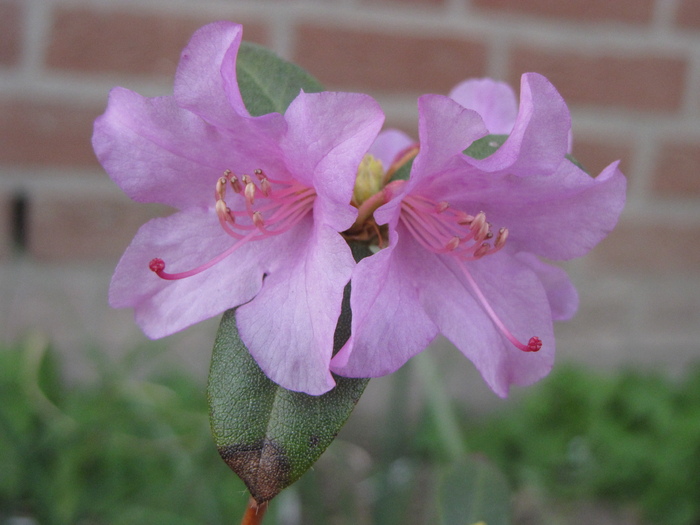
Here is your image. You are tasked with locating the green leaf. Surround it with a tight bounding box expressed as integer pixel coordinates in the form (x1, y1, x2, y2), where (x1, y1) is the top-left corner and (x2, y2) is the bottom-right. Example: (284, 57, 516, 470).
(236, 41, 324, 117)
(463, 134, 509, 160)
(465, 135, 589, 176)
(437, 455, 512, 525)
(208, 244, 372, 504)
(389, 157, 414, 182)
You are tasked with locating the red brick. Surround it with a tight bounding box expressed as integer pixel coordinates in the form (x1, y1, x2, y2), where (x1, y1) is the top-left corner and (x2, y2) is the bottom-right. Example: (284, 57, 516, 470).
(294, 25, 487, 94)
(676, 0, 700, 30)
(511, 47, 687, 112)
(46, 7, 268, 77)
(653, 140, 700, 196)
(473, 0, 654, 24)
(0, 0, 22, 67)
(591, 219, 700, 274)
(0, 98, 102, 167)
(28, 193, 169, 261)
(571, 135, 632, 178)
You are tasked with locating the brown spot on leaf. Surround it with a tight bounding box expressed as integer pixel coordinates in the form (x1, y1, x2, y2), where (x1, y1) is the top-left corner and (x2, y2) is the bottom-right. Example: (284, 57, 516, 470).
(218, 440, 291, 503)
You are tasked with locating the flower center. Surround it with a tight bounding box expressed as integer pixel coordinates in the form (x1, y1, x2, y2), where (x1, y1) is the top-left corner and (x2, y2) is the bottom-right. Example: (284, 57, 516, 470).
(149, 169, 316, 280)
(399, 190, 541, 353)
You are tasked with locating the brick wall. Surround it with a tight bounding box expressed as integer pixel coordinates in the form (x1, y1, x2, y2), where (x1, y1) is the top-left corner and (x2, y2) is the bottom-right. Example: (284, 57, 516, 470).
(1, 0, 699, 385)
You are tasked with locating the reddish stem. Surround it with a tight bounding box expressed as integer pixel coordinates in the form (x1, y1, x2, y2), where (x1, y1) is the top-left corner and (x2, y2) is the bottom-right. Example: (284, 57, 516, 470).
(240, 496, 268, 525)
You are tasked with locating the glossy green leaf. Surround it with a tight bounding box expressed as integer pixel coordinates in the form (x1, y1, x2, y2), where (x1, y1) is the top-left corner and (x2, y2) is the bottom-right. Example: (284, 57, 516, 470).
(236, 41, 324, 117)
(463, 134, 509, 160)
(437, 455, 512, 525)
(465, 134, 588, 174)
(208, 244, 372, 504)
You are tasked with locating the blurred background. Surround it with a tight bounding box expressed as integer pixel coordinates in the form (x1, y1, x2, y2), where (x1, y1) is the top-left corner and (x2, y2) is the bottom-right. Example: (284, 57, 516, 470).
(1, 0, 700, 524)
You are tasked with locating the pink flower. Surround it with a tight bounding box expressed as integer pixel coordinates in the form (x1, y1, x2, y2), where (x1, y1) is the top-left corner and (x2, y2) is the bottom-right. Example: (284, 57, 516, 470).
(92, 22, 384, 395)
(332, 74, 626, 397)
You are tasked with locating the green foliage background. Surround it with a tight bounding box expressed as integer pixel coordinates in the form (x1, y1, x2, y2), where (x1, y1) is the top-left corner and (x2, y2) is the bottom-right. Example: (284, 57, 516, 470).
(2, 337, 700, 524)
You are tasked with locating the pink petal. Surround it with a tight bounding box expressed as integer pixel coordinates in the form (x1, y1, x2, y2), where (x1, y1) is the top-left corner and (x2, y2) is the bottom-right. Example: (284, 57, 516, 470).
(468, 73, 571, 176)
(369, 129, 416, 169)
(421, 159, 626, 260)
(110, 207, 269, 338)
(449, 78, 518, 134)
(237, 224, 355, 395)
(282, 91, 385, 228)
(174, 21, 250, 127)
(331, 228, 438, 376)
(516, 253, 579, 321)
(93, 88, 287, 209)
(418, 250, 556, 397)
(410, 95, 488, 189)
(93, 88, 231, 208)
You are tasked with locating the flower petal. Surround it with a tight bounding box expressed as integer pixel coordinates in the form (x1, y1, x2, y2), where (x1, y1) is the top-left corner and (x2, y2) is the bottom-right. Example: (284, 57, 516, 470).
(282, 91, 384, 224)
(109, 207, 268, 338)
(93, 87, 288, 209)
(467, 73, 571, 176)
(516, 253, 579, 321)
(449, 78, 518, 134)
(237, 223, 355, 395)
(409, 95, 488, 189)
(174, 21, 250, 127)
(418, 251, 556, 397)
(369, 129, 415, 168)
(331, 227, 438, 377)
(94, 89, 226, 208)
(422, 159, 627, 260)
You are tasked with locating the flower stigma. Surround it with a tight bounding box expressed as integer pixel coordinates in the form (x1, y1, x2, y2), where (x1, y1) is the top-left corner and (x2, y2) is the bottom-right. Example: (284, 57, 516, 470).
(149, 169, 316, 280)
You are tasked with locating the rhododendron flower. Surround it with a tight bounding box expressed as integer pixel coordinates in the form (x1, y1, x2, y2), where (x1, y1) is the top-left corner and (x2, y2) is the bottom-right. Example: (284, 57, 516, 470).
(92, 21, 383, 395)
(332, 74, 626, 397)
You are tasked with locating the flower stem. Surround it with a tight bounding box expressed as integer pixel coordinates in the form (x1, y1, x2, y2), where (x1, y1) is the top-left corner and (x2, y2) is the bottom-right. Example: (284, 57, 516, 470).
(240, 496, 268, 525)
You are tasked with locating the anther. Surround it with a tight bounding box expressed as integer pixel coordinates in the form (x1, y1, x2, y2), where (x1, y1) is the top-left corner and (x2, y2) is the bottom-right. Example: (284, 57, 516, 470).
(494, 228, 508, 249)
(446, 236, 460, 251)
(230, 175, 242, 194)
(245, 182, 256, 205)
(254, 169, 265, 181)
(436, 201, 450, 213)
(252, 211, 265, 229)
(473, 243, 490, 259)
(470, 212, 486, 234)
(474, 219, 490, 242)
(260, 177, 271, 197)
(215, 200, 235, 224)
(457, 212, 475, 225)
(216, 177, 228, 200)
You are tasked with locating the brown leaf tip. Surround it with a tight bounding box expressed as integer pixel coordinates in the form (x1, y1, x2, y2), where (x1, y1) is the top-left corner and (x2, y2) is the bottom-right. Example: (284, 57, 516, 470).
(218, 439, 292, 503)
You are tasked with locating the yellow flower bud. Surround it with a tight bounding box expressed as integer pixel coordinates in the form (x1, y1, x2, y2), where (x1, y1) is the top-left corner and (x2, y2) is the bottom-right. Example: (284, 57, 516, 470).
(353, 154, 385, 206)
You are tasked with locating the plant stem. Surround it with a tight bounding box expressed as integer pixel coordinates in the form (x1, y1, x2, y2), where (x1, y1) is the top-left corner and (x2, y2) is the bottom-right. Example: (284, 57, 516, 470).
(240, 496, 268, 525)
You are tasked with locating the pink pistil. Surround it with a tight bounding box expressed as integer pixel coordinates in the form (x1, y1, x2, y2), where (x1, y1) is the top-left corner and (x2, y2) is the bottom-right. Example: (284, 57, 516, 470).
(400, 194, 541, 353)
(149, 169, 316, 280)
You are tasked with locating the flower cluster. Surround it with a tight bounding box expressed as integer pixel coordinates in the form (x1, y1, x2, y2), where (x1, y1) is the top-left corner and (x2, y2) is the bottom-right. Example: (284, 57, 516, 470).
(93, 21, 626, 397)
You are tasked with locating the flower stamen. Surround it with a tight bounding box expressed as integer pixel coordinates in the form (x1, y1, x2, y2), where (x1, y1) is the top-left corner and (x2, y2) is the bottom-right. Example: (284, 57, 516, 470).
(150, 169, 315, 281)
(399, 194, 541, 353)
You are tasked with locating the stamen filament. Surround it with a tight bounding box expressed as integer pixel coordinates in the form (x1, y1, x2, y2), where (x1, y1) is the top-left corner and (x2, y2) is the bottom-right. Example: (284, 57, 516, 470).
(150, 168, 316, 281)
(459, 263, 542, 352)
(398, 192, 540, 353)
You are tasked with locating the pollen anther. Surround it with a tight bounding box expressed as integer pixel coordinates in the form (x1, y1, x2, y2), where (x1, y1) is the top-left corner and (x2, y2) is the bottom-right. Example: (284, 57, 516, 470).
(436, 201, 450, 213)
(245, 182, 256, 205)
